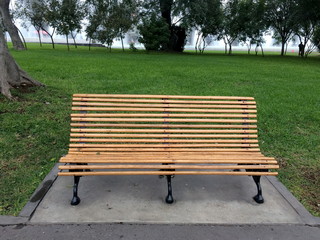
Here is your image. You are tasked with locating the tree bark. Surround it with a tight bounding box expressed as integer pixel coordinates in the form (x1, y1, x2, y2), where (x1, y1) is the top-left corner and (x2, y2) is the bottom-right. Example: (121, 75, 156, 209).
(36, 28, 42, 47)
(0, 26, 44, 99)
(281, 40, 285, 56)
(121, 36, 124, 52)
(159, 0, 186, 52)
(66, 35, 70, 51)
(0, 0, 25, 50)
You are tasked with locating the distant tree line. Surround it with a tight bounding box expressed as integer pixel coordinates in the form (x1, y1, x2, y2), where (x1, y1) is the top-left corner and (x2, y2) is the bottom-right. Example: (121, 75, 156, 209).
(5, 0, 320, 56)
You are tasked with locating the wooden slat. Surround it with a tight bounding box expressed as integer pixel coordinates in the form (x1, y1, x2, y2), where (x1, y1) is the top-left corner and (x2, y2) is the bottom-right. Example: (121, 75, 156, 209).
(71, 113, 257, 118)
(68, 148, 260, 152)
(71, 118, 257, 123)
(72, 107, 257, 113)
(59, 164, 279, 170)
(60, 153, 273, 159)
(70, 138, 259, 143)
(73, 98, 255, 105)
(60, 153, 274, 159)
(72, 102, 257, 109)
(70, 129, 257, 134)
(59, 159, 278, 164)
(59, 171, 278, 176)
(64, 151, 266, 156)
(70, 123, 258, 129)
(69, 143, 259, 148)
(73, 94, 255, 100)
(70, 133, 258, 138)
(61, 151, 267, 156)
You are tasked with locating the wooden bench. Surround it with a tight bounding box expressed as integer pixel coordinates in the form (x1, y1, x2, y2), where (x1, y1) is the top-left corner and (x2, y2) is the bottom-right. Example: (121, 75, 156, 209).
(58, 94, 279, 205)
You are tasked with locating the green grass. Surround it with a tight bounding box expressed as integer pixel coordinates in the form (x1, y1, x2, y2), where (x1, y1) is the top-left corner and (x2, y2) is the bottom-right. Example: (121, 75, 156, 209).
(1, 43, 319, 216)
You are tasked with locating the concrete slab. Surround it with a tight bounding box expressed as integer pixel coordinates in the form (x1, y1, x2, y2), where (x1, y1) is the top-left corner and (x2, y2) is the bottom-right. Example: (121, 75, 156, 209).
(30, 174, 305, 224)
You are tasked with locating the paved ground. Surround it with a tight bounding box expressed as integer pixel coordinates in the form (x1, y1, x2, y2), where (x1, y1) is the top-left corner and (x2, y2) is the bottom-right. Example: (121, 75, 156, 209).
(1, 223, 320, 240)
(0, 164, 319, 239)
(31, 175, 305, 224)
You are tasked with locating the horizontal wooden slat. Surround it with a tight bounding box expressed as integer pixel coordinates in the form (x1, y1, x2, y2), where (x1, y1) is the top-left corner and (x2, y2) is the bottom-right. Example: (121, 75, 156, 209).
(60, 152, 272, 159)
(73, 94, 254, 100)
(70, 139, 259, 143)
(64, 151, 266, 156)
(72, 102, 257, 109)
(70, 123, 258, 129)
(71, 113, 257, 118)
(59, 164, 279, 170)
(60, 159, 278, 164)
(69, 143, 259, 148)
(72, 107, 257, 113)
(70, 133, 258, 138)
(71, 129, 257, 134)
(59, 171, 278, 176)
(68, 148, 260, 152)
(71, 118, 257, 123)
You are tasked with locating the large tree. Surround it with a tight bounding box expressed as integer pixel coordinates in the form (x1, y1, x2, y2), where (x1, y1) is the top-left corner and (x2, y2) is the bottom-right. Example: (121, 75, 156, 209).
(85, 0, 117, 51)
(56, 0, 84, 51)
(265, 0, 299, 56)
(0, 18, 43, 99)
(140, 0, 188, 52)
(183, 0, 222, 53)
(238, 0, 267, 55)
(293, 0, 320, 56)
(0, 0, 25, 50)
(218, 0, 246, 54)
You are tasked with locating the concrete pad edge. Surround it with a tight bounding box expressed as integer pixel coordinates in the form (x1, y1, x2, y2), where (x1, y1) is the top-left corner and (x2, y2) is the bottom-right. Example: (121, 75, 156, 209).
(18, 163, 60, 219)
(266, 176, 320, 226)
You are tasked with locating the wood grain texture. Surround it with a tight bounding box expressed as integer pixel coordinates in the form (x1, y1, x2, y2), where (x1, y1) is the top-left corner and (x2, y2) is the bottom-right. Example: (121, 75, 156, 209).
(59, 94, 278, 177)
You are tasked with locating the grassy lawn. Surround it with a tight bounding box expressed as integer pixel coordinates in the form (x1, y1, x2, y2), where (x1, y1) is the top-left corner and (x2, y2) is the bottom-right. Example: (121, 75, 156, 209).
(0, 44, 319, 216)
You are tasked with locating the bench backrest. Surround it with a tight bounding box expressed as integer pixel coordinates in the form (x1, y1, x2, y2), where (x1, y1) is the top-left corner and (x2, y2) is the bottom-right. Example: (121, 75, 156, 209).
(69, 94, 259, 154)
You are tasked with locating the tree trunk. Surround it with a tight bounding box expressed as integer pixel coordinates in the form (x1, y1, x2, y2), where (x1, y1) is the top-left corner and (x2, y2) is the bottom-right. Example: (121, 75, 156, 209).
(260, 44, 264, 57)
(0, 26, 44, 99)
(42, 28, 55, 49)
(36, 28, 42, 47)
(0, 0, 25, 50)
(159, 0, 186, 52)
(228, 42, 232, 55)
(159, 0, 172, 26)
(17, 27, 27, 50)
(281, 41, 285, 56)
(222, 38, 227, 54)
(66, 35, 70, 51)
(71, 33, 77, 49)
(121, 36, 124, 52)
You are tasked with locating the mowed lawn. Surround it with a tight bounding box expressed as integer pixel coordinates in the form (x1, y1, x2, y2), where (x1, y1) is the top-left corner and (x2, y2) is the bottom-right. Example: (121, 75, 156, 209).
(0, 44, 319, 216)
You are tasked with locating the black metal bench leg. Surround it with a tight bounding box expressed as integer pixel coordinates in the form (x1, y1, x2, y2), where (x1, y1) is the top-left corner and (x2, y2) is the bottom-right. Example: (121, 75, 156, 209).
(71, 176, 81, 205)
(165, 175, 174, 204)
(252, 176, 264, 204)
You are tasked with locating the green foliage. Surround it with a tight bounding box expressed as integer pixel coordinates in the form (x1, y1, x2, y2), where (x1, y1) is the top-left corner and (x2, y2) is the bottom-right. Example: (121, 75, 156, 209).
(237, 0, 267, 49)
(312, 26, 320, 52)
(55, 0, 84, 41)
(85, 0, 116, 49)
(85, 0, 137, 50)
(218, 0, 245, 54)
(265, 0, 299, 55)
(138, 14, 170, 51)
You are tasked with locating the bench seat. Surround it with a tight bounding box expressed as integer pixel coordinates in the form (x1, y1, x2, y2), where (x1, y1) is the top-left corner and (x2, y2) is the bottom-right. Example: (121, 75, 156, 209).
(58, 94, 279, 205)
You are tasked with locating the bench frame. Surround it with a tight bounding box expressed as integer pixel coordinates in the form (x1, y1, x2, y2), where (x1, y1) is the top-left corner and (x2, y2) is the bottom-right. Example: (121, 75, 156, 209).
(59, 94, 279, 205)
